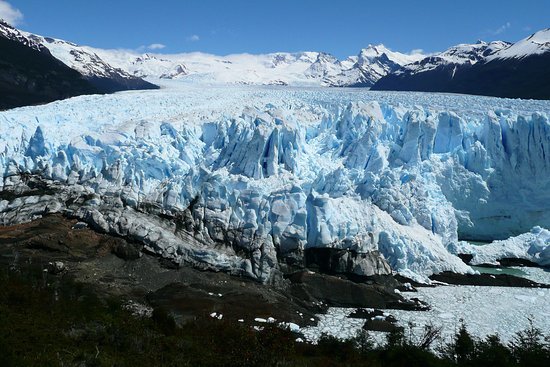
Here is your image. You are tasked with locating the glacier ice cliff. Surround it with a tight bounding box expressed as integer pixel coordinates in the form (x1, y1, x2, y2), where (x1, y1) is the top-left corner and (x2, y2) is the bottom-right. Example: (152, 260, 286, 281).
(0, 84, 549, 282)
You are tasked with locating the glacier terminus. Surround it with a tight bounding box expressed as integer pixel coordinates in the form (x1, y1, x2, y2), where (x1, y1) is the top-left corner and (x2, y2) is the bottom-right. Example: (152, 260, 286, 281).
(1, 82, 549, 283)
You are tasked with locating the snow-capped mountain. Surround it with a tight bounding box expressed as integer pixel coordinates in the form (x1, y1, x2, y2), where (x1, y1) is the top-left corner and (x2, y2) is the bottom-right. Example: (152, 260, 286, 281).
(0, 21, 157, 94)
(0, 21, 420, 89)
(352, 44, 425, 85)
(299, 45, 424, 87)
(392, 40, 511, 76)
(93, 45, 421, 87)
(0, 19, 47, 52)
(373, 29, 550, 99)
(0, 20, 97, 110)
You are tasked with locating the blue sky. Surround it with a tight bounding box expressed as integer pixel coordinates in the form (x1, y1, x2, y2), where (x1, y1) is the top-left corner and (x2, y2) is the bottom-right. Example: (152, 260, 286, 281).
(2, 0, 549, 58)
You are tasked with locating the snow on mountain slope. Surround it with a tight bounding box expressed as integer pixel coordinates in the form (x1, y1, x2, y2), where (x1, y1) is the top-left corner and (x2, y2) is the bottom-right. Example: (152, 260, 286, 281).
(29, 34, 135, 80)
(361, 44, 424, 67)
(396, 41, 511, 75)
(94, 49, 323, 85)
(93, 45, 421, 87)
(371, 30, 550, 100)
(0, 21, 100, 110)
(1, 21, 422, 88)
(1, 85, 549, 282)
(354, 44, 424, 83)
(301, 45, 424, 87)
(0, 20, 46, 52)
(489, 28, 550, 60)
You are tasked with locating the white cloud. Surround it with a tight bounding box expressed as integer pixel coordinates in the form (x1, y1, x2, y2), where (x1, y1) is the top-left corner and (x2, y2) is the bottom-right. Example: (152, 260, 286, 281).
(187, 34, 200, 42)
(136, 43, 167, 52)
(490, 22, 511, 35)
(409, 48, 424, 55)
(0, 0, 23, 26)
(147, 43, 166, 50)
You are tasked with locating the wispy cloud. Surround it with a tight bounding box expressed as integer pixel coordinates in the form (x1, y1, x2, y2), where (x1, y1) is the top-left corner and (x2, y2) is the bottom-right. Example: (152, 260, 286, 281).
(147, 43, 166, 50)
(136, 43, 167, 52)
(187, 34, 200, 42)
(490, 22, 511, 35)
(409, 48, 424, 55)
(0, 0, 23, 26)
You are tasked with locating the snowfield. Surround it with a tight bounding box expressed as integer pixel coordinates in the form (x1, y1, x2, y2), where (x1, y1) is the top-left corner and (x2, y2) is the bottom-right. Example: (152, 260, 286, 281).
(0, 82, 549, 282)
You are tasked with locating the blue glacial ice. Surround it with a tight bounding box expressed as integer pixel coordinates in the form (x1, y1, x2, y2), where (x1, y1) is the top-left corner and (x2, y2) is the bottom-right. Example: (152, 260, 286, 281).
(0, 84, 549, 282)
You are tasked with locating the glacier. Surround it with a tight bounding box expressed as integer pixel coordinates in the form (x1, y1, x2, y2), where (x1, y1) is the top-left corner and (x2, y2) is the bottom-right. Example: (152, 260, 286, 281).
(1, 82, 549, 282)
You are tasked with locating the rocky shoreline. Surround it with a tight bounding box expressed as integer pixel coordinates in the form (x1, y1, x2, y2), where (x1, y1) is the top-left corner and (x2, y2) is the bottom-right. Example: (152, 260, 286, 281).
(1, 213, 548, 337)
(0, 214, 425, 329)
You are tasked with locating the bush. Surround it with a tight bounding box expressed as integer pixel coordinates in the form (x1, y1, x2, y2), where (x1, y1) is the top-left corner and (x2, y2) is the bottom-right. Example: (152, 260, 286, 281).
(510, 317, 550, 367)
(440, 321, 476, 364)
(475, 334, 515, 367)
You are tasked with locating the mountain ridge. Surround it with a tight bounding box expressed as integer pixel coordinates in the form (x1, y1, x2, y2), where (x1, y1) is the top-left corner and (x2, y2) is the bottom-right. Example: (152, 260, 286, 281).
(0, 21, 98, 110)
(2, 20, 549, 102)
(0, 21, 158, 104)
(92, 45, 422, 87)
(372, 29, 550, 99)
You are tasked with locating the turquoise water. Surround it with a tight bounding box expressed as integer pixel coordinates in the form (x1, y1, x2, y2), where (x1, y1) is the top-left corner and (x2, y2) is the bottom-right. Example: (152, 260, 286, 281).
(467, 240, 491, 246)
(470, 265, 527, 277)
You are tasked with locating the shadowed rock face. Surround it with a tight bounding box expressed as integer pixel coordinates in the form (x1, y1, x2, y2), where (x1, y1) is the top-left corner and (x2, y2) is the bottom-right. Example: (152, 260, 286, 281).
(372, 31, 550, 100)
(284, 270, 429, 310)
(304, 248, 392, 277)
(429, 271, 548, 288)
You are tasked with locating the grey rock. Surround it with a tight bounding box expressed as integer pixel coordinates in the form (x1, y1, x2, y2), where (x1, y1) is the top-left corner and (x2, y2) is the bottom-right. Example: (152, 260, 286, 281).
(47, 261, 66, 274)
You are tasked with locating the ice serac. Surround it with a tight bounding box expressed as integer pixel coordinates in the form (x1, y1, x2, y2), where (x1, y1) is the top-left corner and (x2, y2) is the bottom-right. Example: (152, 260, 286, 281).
(0, 87, 549, 283)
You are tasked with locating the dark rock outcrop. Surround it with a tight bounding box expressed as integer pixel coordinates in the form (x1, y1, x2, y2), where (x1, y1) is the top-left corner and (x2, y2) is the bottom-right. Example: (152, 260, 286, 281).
(304, 248, 392, 277)
(430, 271, 549, 288)
(286, 270, 418, 309)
